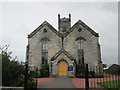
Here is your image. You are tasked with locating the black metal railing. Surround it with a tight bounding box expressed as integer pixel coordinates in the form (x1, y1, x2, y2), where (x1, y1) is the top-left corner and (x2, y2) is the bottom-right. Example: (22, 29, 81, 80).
(76, 64, 120, 89)
(86, 64, 120, 89)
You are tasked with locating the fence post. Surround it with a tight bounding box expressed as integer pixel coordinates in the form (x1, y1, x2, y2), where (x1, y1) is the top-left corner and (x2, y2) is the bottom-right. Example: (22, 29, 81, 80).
(85, 64, 89, 90)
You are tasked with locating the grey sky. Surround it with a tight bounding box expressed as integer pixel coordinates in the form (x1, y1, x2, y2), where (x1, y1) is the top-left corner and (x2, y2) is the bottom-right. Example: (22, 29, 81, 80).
(1, 2, 118, 66)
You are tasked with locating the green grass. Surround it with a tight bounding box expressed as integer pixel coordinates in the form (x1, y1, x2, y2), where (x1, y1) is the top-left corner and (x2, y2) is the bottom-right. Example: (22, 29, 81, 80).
(98, 80, 120, 89)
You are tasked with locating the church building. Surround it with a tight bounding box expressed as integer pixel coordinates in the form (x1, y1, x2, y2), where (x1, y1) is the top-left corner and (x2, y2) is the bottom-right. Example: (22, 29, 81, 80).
(26, 14, 103, 77)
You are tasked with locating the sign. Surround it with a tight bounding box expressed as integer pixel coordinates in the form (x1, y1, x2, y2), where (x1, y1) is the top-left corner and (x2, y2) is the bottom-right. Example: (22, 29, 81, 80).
(68, 65, 73, 71)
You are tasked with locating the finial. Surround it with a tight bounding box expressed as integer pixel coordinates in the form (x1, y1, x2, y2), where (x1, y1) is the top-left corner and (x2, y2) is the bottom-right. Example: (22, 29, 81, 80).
(69, 14, 71, 21)
(58, 14, 60, 18)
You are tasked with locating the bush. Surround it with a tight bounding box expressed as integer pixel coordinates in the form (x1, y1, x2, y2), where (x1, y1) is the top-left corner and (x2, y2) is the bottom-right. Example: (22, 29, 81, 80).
(89, 71, 95, 77)
(15, 74, 24, 87)
(27, 77, 36, 88)
(76, 64, 85, 78)
(40, 64, 49, 77)
(76, 64, 104, 78)
(2, 54, 25, 86)
(1, 45, 36, 87)
(30, 70, 41, 78)
(37, 71, 41, 78)
(16, 74, 36, 88)
(29, 70, 34, 78)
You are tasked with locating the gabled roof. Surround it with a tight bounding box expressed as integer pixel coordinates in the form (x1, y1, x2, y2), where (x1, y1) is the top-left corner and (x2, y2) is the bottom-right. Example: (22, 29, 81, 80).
(64, 20, 99, 37)
(28, 21, 61, 38)
(51, 49, 75, 61)
(28, 20, 99, 38)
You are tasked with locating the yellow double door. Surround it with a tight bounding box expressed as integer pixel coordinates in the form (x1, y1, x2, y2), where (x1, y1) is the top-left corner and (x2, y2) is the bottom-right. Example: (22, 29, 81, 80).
(58, 61, 68, 76)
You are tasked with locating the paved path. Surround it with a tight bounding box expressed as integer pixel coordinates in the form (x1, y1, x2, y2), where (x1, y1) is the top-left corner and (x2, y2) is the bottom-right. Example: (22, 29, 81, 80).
(37, 74, 120, 88)
(37, 76, 75, 88)
(37, 78, 54, 84)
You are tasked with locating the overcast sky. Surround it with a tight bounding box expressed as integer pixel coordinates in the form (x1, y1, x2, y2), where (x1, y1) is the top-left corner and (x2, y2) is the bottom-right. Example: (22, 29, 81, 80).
(1, 2, 118, 66)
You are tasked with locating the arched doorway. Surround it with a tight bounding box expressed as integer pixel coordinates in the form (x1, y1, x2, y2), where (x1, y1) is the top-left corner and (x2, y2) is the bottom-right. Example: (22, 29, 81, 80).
(58, 61, 68, 75)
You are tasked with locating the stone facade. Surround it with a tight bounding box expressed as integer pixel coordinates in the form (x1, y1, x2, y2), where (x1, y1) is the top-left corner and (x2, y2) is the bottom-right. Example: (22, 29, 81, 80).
(26, 14, 102, 77)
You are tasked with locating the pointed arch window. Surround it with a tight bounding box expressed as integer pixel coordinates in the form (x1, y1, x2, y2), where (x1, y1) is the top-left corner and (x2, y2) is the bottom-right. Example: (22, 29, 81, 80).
(76, 37, 85, 64)
(42, 40, 48, 51)
(41, 37, 50, 64)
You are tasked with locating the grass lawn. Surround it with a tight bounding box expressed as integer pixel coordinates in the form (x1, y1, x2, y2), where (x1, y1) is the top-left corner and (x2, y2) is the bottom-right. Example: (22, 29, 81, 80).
(98, 80, 120, 89)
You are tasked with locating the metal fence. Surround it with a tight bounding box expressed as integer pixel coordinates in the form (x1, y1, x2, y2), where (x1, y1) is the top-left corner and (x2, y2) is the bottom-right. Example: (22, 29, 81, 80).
(84, 64, 120, 89)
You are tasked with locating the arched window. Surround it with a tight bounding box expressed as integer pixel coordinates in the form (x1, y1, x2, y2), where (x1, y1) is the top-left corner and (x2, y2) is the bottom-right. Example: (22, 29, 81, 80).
(41, 37, 50, 64)
(42, 40, 48, 51)
(76, 37, 85, 64)
(77, 39, 84, 50)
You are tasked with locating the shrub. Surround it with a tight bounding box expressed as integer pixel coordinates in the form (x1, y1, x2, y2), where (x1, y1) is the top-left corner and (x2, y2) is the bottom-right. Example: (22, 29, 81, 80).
(27, 77, 36, 88)
(2, 53, 25, 86)
(30, 70, 41, 78)
(15, 74, 24, 87)
(40, 64, 49, 77)
(89, 71, 95, 77)
(76, 64, 86, 78)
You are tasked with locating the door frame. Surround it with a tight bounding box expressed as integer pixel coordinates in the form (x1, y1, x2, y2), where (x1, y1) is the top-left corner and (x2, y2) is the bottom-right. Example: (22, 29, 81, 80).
(57, 60, 68, 76)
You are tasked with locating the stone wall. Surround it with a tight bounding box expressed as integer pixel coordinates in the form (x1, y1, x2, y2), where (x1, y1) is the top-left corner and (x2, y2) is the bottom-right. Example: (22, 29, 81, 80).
(28, 25, 61, 70)
(64, 24, 100, 67)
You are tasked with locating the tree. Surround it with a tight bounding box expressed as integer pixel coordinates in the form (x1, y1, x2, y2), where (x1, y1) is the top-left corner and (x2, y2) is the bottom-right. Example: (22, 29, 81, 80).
(1, 45, 24, 86)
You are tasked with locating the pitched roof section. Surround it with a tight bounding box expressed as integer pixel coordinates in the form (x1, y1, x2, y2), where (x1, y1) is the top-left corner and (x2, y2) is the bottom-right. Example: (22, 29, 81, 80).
(51, 49, 75, 61)
(28, 20, 99, 38)
(64, 20, 99, 37)
(28, 21, 61, 38)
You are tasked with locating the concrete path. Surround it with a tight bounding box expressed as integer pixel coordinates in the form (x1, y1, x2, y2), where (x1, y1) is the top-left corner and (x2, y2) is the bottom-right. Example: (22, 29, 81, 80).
(37, 76, 75, 88)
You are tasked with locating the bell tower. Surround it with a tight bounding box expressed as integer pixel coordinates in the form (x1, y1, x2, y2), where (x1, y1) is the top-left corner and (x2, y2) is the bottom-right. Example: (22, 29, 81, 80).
(58, 14, 71, 34)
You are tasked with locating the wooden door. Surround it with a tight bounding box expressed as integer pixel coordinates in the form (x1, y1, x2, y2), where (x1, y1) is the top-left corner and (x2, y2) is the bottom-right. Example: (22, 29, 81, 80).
(58, 61, 68, 75)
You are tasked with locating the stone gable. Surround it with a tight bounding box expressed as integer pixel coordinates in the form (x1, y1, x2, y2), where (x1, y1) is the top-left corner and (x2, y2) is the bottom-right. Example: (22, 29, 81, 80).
(27, 14, 102, 77)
